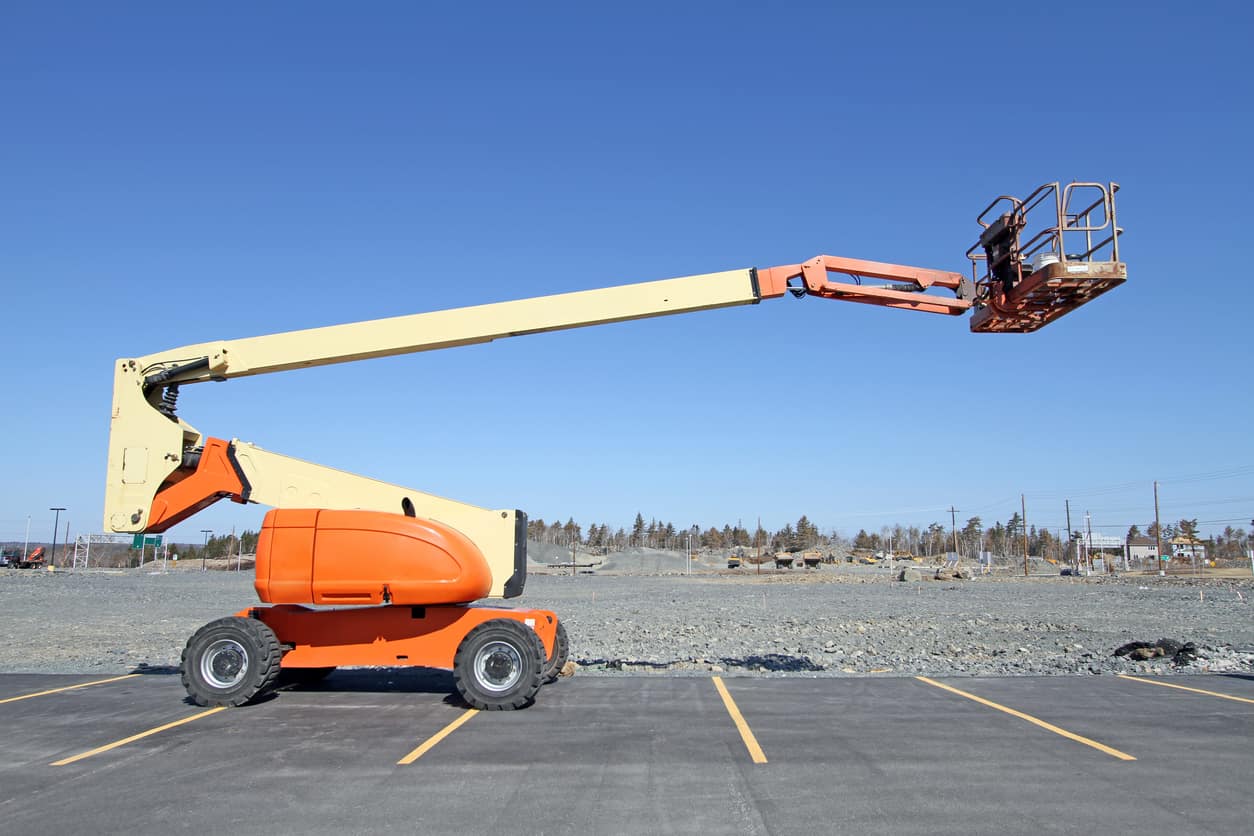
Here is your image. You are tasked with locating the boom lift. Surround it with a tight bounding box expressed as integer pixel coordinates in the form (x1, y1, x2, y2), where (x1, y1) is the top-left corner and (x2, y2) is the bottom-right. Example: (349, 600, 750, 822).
(103, 181, 1124, 710)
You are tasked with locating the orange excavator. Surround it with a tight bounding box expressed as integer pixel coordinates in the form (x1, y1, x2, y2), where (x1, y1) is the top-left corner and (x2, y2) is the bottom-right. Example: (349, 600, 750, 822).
(102, 182, 1124, 710)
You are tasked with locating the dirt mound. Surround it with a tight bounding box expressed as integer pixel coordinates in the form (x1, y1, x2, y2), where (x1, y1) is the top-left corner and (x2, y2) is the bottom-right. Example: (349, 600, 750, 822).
(597, 547, 690, 575)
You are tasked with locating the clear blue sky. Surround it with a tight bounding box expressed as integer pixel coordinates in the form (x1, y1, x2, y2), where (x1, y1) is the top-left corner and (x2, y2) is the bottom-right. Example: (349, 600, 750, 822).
(2, 2, 1251, 549)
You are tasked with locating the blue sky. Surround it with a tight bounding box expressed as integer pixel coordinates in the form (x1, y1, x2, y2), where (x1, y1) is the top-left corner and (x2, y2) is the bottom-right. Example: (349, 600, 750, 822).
(2, 2, 1251, 548)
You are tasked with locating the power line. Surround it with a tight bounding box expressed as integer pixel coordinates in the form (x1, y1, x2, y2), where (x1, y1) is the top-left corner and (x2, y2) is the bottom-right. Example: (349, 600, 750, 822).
(1020, 464, 1254, 501)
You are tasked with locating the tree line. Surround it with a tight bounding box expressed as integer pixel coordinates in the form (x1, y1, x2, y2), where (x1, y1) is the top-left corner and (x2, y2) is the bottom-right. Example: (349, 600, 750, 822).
(527, 514, 825, 554)
(528, 512, 1250, 562)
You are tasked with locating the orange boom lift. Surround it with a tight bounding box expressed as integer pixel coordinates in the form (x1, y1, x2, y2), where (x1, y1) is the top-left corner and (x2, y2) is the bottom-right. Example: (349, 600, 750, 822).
(102, 182, 1124, 710)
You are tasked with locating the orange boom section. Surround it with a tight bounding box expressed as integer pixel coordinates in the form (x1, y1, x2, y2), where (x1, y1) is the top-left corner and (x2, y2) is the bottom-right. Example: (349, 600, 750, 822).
(255, 508, 493, 606)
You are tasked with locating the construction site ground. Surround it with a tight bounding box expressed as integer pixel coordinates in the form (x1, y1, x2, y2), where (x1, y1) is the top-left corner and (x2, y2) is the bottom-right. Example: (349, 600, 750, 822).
(2, 670, 1250, 835)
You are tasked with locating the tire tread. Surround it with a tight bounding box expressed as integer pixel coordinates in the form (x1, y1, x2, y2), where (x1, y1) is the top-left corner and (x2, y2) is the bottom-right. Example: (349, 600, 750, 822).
(453, 618, 544, 711)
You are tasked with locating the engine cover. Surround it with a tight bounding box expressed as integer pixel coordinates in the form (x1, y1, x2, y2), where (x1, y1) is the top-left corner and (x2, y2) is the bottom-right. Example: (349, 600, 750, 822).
(254, 508, 492, 606)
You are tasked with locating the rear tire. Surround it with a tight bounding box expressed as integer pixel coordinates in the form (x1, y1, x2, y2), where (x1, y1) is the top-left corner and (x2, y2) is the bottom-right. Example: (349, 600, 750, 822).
(453, 619, 544, 710)
(181, 616, 283, 707)
(542, 620, 569, 684)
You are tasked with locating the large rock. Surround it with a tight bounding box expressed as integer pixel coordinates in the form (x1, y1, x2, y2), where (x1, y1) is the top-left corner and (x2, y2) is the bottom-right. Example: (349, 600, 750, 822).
(1113, 638, 1199, 664)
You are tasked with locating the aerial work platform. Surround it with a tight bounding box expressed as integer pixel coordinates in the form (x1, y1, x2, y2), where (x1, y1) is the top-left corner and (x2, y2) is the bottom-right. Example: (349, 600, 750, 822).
(967, 182, 1125, 333)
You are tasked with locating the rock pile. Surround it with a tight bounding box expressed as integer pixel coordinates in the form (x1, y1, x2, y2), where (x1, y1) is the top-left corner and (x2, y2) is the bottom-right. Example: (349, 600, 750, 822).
(1113, 638, 1199, 665)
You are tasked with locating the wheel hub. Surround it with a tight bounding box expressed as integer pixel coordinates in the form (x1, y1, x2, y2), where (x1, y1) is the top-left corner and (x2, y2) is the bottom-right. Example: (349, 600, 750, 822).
(475, 640, 522, 692)
(201, 638, 248, 689)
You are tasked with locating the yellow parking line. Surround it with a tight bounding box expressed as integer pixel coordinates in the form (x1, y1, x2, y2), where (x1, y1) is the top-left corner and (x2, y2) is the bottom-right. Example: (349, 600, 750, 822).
(1116, 674, 1254, 704)
(398, 710, 479, 765)
(712, 676, 767, 764)
(51, 707, 227, 766)
(0, 674, 141, 705)
(915, 676, 1136, 761)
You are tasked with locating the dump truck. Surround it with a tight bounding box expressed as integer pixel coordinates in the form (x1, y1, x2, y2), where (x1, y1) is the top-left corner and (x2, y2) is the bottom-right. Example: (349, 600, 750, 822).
(773, 552, 797, 569)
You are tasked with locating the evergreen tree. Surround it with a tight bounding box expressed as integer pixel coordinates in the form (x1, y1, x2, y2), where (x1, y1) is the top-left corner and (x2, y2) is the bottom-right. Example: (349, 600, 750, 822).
(961, 516, 983, 555)
(1177, 518, 1200, 542)
(853, 529, 877, 550)
(794, 515, 819, 550)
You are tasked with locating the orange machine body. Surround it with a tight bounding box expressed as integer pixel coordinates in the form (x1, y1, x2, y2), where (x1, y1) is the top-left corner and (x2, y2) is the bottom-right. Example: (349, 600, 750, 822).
(255, 508, 493, 606)
(242, 603, 558, 670)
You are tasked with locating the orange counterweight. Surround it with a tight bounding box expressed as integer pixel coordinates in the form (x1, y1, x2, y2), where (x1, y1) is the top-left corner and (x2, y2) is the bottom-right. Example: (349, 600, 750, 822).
(255, 508, 494, 606)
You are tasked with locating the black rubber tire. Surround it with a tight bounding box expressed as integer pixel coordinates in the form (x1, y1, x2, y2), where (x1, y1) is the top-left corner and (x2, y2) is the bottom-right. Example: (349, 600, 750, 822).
(542, 620, 569, 684)
(453, 619, 544, 710)
(180, 616, 283, 707)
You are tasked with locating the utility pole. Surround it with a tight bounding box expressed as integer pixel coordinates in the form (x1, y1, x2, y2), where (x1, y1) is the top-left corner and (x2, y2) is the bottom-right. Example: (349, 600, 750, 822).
(49, 507, 65, 570)
(1065, 500, 1074, 570)
(201, 529, 213, 572)
(949, 506, 959, 557)
(1021, 494, 1029, 577)
(755, 516, 761, 576)
(1085, 512, 1094, 574)
(1153, 481, 1163, 576)
(23, 515, 30, 562)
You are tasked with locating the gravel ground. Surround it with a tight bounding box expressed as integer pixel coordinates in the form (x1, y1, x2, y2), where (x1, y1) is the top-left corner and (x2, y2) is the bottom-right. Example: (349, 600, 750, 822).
(1, 563, 1252, 678)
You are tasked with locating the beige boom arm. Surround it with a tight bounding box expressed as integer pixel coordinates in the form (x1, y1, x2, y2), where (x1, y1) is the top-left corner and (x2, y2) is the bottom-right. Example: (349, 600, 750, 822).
(128, 269, 760, 385)
(104, 268, 763, 596)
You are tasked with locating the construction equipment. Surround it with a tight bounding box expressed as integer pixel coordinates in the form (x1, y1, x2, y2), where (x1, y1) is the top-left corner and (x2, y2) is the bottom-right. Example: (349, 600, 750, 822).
(772, 552, 796, 569)
(851, 549, 879, 565)
(799, 550, 824, 568)
(6, 546, 46, 569)
(101, 181, 1124, 710)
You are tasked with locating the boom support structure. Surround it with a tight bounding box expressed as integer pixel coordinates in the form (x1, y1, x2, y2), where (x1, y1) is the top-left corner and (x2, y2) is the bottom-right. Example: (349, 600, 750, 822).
(104, 259, 977, 597)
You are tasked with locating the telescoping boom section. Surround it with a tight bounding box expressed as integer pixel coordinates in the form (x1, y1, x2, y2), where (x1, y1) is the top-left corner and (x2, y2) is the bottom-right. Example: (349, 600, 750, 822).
(103, 181, 1125, 710)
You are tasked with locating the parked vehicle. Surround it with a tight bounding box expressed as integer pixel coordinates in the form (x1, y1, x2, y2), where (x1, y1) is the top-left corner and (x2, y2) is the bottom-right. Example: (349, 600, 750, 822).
(4, 546, 45, 568)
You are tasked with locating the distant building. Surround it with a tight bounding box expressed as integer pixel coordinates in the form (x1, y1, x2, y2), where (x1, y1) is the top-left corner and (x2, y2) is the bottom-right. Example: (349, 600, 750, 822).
(1169, 535, 1206, 561)
(1127, 536, 1160, 564)
(1079, 532, 1126, 571)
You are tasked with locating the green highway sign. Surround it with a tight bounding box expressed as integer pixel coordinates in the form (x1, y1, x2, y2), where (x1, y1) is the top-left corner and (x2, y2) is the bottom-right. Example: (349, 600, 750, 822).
(131, 534, 163, 549)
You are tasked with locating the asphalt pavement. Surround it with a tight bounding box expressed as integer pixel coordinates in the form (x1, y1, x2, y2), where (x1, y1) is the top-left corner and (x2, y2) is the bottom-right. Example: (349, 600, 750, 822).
(1, 670, 1250, 835)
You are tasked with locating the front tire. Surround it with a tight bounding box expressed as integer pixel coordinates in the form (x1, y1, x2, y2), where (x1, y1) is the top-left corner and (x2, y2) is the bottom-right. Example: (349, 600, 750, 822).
(181, 616, 282, 707)
(453, 619, 544, 710)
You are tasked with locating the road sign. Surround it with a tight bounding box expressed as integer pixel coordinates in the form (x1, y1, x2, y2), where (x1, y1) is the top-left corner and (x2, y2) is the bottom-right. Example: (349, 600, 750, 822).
(131, 534, 163, 549)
